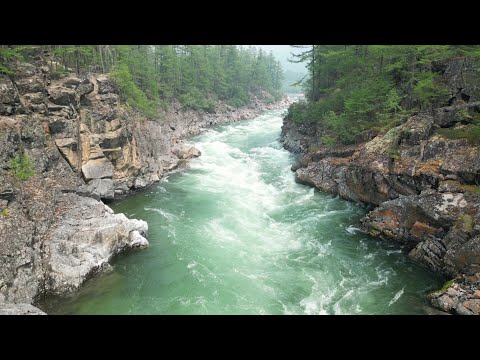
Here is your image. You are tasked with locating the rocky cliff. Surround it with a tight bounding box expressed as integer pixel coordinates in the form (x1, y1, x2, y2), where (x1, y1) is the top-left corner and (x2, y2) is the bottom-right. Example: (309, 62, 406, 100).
(0, 53, 291, 313)
(281, 58, 480, 315)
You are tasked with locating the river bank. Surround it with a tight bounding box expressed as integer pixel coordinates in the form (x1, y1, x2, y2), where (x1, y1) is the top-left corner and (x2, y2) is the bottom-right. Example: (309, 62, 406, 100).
(0, 55, 293, 314)
(280, 107, 480, 315)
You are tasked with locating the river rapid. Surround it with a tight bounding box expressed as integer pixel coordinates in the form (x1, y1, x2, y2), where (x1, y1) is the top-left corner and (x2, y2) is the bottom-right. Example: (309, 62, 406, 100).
(44, 106, 442, 314)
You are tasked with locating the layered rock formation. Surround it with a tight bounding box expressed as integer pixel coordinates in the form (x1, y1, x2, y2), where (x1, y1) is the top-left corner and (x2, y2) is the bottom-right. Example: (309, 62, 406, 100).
(281, 59, 480, 315)
(0, 52, 290, 313)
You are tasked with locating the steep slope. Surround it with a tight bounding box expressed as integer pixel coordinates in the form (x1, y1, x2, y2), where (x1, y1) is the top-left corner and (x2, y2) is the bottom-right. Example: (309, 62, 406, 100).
(281, 57, 480, 315)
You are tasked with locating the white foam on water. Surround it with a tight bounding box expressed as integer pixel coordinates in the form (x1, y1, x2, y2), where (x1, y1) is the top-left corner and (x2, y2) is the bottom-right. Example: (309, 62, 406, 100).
(388, 287, 405, 306)
(144, 207, 177, 221)
(346, 225, 361, 235)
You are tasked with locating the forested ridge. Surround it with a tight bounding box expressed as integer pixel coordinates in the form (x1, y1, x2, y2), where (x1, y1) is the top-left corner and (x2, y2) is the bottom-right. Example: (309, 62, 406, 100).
(0, 45, 284, 116)
(287, 45, 480, 145)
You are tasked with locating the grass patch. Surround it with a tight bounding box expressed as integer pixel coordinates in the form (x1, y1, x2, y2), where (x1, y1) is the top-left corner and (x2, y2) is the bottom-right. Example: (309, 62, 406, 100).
(321, 135, 335, 147)
(440, 280, 454, 292)
(436, 124, 480, 145)
(456, 214, 474, 233)
(1, 208, 10, 217)
(459, 184, 480, 194)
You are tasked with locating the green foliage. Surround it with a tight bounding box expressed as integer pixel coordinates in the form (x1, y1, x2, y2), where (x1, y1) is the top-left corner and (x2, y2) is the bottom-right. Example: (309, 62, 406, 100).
(0, 47, 21, 75)
(112, 63, 157, 118)
(436, 124, 480, 145)
(108, 45, 283, 113)
(9, 154, 35, 181)
(384, 88, 403, 114)
(412, 73, 449, 109)
(321, 135, 335, 147)
(1, 208, 10, 217)
(440, 280, 454, 292)
(457, 214, 474, 234)
(459, 185, 480, 194)
(287, 45, 480, 145)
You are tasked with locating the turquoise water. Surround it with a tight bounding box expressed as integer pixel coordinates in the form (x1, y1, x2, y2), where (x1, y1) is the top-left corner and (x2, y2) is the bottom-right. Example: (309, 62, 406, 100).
(45, 108, 442, 314)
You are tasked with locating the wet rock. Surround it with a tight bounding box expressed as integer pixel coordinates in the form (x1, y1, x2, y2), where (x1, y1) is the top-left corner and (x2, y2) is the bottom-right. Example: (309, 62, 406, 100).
(172, 144, 202, 159)
(436, 294, 457, 312)
(134, 177, 148, 189)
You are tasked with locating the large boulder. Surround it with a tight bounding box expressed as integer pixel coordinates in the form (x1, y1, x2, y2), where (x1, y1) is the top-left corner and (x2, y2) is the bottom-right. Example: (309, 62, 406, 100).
(81, 157, 114, 180)
(77, 178, 115, 200)
(45, 193, 148, 296)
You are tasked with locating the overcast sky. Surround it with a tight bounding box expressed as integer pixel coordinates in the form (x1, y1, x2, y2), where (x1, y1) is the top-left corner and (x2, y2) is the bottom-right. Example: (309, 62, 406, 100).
(254, 45, 307, 74)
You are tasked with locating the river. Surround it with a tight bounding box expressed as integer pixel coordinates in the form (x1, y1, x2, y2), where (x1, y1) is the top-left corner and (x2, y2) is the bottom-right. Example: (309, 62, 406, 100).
(44, 106, 443, 314)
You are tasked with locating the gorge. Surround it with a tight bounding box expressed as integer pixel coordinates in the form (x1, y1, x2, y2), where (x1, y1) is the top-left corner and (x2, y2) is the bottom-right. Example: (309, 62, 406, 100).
(0, 45, 479, 315)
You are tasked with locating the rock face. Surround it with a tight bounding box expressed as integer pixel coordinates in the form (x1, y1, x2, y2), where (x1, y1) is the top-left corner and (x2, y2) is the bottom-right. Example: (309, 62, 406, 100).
(0, 51, 291, 313)
(281, 58, 480, 314)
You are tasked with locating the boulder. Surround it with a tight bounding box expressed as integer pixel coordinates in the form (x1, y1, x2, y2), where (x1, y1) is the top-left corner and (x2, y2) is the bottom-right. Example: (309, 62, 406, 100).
(97, 76, 116, 94)
(134, 177, 148, 189)
(45, 193, 148, 296)
(172, 144, 202, 159)
(77, 178, 115, 200)
(48, 86, 76, 106)
(81, 157, 114, 180)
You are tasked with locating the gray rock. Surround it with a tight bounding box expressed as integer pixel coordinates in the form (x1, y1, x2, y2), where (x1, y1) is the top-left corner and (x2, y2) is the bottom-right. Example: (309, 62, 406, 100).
(81, 158, 114, 181)
(48, 87, 76, 106)
(0, 199, 8, 209)
(0, 302, 46, 315)
(78, 178, 115, 200)
(134, 177, 148, 189)
(45, 193, 148, 296)
(0, 190, 15, 202)
(455, 303, 473, 315)
(97, 76, 116, 94)
(62, 77, 82, 88)
(173, 144, 202, 159)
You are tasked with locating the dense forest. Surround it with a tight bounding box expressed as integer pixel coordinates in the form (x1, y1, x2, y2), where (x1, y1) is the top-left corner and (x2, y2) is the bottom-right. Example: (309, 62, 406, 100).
(0, 45, 284, 116)
(287, 45, 480, 145)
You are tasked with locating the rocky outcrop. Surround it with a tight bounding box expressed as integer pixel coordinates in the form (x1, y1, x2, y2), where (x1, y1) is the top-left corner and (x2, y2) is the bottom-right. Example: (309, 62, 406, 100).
(46, 194, 148, 296)
(281, 59, 480, 314)
(427, 276, 480, 315)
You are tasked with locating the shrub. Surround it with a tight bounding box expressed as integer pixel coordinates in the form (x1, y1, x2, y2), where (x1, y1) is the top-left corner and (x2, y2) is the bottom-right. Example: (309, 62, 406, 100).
(9, 154, 35, 181)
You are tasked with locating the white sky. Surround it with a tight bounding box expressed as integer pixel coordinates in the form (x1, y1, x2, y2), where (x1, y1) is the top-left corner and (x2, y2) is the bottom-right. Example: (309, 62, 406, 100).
(254, 45, 307, 74)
